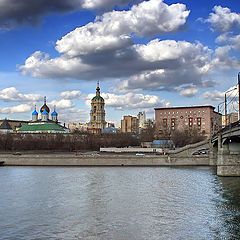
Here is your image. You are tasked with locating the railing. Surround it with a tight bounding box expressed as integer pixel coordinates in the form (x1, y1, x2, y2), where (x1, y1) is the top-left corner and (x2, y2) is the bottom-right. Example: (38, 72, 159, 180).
(212, 120, 240, 139)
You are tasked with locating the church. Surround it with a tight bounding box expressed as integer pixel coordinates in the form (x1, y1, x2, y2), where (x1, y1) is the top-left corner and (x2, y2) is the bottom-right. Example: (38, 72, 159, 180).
(18, 97, 69, 133)
(88, 82, 107, 133)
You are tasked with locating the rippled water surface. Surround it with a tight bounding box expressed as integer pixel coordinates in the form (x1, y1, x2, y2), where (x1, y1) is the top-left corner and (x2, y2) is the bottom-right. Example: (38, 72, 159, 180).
(0, 166, 240, 240)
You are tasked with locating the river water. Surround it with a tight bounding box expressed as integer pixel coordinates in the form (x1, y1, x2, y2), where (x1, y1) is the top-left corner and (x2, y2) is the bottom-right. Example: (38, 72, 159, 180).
(0, 166, 240, 240)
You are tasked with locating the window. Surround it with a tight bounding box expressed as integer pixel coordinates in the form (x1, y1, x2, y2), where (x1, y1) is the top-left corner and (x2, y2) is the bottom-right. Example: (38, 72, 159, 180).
(163, 118, 167, 128)
(197, 117, 201, 126)
(171, 118, 175, 130)
(93, 106, 96, 113)
(188, 117, 193, 127)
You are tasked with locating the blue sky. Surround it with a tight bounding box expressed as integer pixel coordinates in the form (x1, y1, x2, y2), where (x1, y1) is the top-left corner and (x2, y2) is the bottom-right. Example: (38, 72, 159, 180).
(0, 0, 240, 126)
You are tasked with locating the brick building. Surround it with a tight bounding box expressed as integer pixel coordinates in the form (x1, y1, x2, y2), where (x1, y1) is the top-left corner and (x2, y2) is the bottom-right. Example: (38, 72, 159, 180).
(155, 106, 222, 138)
(121, 115, 138, 133)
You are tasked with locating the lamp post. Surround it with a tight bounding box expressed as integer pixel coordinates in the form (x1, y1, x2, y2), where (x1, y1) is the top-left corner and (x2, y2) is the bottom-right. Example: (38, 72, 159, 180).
(238, 72, 240, 120)
(224, 87, 237, 126)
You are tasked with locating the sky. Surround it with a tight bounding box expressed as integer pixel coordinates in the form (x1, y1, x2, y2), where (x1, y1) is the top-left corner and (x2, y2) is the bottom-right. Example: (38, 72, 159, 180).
(0, 0, 240, 126)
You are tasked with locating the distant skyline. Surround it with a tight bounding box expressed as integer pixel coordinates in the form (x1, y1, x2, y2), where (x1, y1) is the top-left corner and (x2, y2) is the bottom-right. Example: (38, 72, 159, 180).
(0, 0, 240, 126)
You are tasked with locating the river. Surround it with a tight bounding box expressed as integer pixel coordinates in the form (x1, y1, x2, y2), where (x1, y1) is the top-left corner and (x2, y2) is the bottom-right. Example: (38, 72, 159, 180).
(0, 166, 240, 240)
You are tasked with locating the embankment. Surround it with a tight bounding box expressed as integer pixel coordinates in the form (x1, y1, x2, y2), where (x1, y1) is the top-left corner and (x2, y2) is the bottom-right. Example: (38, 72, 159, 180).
(1, 152, 209, 166)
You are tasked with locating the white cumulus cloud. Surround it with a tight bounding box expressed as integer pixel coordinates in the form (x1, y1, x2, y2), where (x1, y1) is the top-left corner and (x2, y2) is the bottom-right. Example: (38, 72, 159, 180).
(205, 6, 240, 32)
(0, 104, 31, 114)
(60, 90, 82, 99)
(49, 99, 75, 109)
(0, 87, 42, 102)
(86, 92, 170, 110)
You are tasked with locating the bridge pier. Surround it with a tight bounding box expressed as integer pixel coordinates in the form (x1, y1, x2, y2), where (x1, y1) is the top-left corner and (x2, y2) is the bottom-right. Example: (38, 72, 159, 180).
(217, 140, 240, 176)
(211, 121, 240, 176)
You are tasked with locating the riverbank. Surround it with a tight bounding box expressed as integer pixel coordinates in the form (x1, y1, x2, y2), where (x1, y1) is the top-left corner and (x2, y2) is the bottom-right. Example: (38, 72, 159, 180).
(1, 152, 209, 166)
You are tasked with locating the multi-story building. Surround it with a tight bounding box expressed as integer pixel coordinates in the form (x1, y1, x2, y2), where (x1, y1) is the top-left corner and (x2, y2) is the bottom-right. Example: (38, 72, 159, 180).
(155, 106, 222, 138)
(137, 111, 146, 129)
(121, 115, 138, 133)
(68, 122, 88, 132)
(88, 81, 106, 131)
(222, 112, 238, 127)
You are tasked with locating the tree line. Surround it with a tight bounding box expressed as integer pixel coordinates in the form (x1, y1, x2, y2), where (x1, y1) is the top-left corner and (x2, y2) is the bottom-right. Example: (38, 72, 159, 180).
(0, 133, 139, 152)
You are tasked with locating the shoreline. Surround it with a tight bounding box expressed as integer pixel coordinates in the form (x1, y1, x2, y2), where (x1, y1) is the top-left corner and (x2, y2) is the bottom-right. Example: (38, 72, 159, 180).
(1, 152, 210, 167)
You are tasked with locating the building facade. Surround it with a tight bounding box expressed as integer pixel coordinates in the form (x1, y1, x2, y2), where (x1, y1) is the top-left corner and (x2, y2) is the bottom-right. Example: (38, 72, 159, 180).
(155, 106, 222, 138)
(89, 82, 106, 130)
(222, 112, 238, 127)
(68, 122, 88, 132)
(137, 111, 146, 129)
(121, 115, 138, 133)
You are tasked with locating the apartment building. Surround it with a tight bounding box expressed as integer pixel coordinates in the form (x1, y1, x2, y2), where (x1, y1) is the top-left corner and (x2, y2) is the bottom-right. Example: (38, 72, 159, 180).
(155, 106, 222, 138)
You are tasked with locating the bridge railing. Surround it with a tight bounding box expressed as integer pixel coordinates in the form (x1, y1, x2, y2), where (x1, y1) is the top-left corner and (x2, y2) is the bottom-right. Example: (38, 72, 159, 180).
(212, 120, 240, 139)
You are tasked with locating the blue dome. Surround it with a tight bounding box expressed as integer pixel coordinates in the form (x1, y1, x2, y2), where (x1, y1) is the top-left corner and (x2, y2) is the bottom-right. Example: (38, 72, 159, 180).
(42, 109, 48, 115)
(32, 109, 38, 116)
(51, 110, 58, 116)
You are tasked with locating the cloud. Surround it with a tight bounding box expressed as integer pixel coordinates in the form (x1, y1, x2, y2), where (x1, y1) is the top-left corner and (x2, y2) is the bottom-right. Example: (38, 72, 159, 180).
(211, 45, 240, 69)
(55, 0, 189, 57)
(202, 90, 224, 102)
(205, 6, 240, 32)
(58, 108, 89, 123)
(49, 99, 75, 109)
(20, 0, 190, 82)
(81, 0, 142, 10)
(201, 86, 238, 102)
(116, 40, 214, 92)
(0, 0, 142, 30)
(86, 92, 170, 110)
(0, 104, 31, 114)
(0, 87, 42, 102)
(60, 90, 82, 99)
(179, 87, 198, 98)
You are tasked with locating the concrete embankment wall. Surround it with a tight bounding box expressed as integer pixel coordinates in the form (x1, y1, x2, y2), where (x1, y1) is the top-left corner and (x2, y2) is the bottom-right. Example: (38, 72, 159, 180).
(1, 153, 209, 166)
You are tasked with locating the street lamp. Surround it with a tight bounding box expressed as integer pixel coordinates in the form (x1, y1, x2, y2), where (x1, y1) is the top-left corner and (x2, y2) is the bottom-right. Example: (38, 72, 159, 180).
(225, 87, 237, 125)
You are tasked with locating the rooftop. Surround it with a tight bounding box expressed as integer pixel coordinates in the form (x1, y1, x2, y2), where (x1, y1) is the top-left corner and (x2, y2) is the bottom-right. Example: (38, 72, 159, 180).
(154, 105, 215, 110)
(18, 123, 65, 132)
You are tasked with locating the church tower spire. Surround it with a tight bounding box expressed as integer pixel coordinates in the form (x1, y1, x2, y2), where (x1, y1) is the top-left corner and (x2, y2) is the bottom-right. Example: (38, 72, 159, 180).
(89, 81, 106, 130)
(96, 80, 100, 96)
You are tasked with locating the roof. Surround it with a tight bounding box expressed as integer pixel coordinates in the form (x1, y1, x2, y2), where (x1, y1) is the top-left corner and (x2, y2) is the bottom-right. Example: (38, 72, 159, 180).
(0, 119, 12, 130)
(51, 110, 58, 116)
(0, 119, 29, 123)
(42, 109, 49, 115)
(92, 95, 104, 101)
(18, 123, 65, 132)
(40, 103, 50, 113)
(32, 109, 38, 115)
(154, 105, 215, 110)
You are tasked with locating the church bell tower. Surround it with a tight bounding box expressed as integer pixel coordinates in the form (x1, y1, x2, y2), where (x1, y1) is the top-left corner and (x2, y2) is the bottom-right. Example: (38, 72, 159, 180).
(89, 81, 106, 129)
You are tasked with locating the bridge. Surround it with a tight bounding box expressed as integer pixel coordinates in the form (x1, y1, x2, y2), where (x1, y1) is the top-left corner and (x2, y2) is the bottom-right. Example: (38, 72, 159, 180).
(211, 120, 240, 176)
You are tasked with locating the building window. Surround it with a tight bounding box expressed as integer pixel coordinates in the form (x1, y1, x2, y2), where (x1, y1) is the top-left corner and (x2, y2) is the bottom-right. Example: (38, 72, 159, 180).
(171, 118, 175, 130)
(94, 106, 96, 113)
(188, 117, 193, 128)
(163, 118, 167, 128)
(197, 117, 201, 126)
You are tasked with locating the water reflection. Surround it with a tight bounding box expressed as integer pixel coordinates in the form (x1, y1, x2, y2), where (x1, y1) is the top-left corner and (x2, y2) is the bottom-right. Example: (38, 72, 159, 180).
(214, 176, 240, 239)
(0, 166, 240, 240)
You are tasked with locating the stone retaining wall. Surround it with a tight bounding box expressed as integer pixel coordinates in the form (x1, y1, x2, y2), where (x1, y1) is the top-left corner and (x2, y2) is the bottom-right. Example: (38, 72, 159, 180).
(1, 153, 209, 166)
